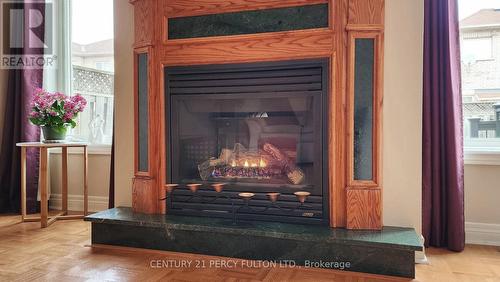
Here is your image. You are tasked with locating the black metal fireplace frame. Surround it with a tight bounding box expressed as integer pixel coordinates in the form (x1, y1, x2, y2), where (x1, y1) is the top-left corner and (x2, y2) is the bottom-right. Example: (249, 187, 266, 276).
(164, 58, 330, 225)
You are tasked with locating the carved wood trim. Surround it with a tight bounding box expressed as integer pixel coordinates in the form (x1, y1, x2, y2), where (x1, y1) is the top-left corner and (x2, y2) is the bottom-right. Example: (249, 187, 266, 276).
(346, 31, 383, 188)
(149, 50, 163, 215)
(348, 0, 384, 26)
(131, 0, 155, 48)
(345, 28, 384, 230)
(159, 29, 334, 66)
(346, 188, 382, 229)
(346, 24, 384, 31)
(158, 60, 168, 215)
(132, 177, 158, 213)
(329, 0, 348, 228)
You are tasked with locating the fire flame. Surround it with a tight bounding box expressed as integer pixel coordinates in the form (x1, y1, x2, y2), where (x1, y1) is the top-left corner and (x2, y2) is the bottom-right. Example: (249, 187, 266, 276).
(230, 158, 266, 168)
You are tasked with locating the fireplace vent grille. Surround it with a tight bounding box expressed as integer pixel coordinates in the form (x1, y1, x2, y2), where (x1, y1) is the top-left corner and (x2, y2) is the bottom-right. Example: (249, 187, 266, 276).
(167, 63, 325, 96)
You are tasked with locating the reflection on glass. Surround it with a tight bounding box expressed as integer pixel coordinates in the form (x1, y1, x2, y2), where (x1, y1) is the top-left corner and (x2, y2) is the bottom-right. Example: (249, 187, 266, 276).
(170, 95, 319, 187)
(353, 39, 374, 180)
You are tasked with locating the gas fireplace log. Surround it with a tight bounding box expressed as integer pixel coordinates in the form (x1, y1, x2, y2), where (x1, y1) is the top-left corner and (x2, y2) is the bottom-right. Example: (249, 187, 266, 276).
(198, 159, 214, 181)
(263, 143, 305, 184)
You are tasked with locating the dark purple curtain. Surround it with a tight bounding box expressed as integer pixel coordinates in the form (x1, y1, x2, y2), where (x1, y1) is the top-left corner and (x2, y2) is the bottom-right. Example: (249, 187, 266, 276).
(0, 2, 45, 213)
(422, 0, 465, 251)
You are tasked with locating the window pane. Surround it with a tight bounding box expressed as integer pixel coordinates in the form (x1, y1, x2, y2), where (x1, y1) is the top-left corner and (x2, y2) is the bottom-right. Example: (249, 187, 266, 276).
(459, 3, 500, 150)
(462, 38, 492, 61)
(70, 0, 114, 144)
(353, 39, 374, 180)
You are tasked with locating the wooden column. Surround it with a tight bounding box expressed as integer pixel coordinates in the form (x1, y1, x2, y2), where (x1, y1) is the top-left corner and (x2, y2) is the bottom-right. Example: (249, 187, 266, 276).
(330, 0, 348, 228)
(130, 0, 161, 214)
(345, 0, 384, 230)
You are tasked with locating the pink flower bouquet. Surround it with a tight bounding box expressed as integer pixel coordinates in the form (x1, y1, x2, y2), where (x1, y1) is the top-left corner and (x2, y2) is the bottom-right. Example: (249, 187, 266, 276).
(29, 88, 87, 140)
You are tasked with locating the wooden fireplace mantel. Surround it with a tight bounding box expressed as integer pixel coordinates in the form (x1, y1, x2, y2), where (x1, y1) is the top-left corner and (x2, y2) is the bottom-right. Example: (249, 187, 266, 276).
(129, 0, 385, 230)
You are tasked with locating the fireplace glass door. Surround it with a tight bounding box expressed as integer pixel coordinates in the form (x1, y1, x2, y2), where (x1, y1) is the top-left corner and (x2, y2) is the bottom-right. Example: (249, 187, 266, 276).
(165, 60, 328, 224)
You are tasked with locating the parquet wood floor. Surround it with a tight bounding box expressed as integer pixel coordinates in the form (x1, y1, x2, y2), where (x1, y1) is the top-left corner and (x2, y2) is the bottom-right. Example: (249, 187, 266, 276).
(0, 214, 498, 281)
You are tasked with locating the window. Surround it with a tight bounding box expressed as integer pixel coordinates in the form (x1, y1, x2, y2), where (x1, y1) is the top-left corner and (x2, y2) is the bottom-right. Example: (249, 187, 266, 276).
(462, 37, 492, 61)
(70, 0, 114, 145)
(459, 1, 500, 153)
(95, 61, 114, 72)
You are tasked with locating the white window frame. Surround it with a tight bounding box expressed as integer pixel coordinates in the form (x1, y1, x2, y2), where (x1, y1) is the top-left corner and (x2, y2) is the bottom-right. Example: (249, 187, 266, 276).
(47, 0, 113, 154)
(464, 138, 500, 165)
(460, 26, 499, 164)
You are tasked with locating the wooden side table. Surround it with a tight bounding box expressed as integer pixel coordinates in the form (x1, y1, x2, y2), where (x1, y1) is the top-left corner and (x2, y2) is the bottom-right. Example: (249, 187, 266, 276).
(16, 142, 89, 228)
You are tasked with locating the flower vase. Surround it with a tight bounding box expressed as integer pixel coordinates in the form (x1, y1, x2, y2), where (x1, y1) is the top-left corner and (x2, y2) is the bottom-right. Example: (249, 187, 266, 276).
(42, 126, 68, 142)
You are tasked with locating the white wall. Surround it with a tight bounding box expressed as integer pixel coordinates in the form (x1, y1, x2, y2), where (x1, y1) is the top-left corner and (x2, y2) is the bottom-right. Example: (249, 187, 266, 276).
(48, 151, 110, 211)
(465, 164, 500, 224)
(464, 164, 500, 245)
(113, 0, 134, 207)
(383, 0, 424, 233)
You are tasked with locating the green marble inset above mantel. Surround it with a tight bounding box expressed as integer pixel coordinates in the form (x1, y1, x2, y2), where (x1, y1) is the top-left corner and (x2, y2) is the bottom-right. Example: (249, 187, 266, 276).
(168, 4, 329, 40)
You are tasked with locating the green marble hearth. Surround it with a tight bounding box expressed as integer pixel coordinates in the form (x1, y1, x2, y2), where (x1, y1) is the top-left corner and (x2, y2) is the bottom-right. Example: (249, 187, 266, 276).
(85, 207, 422, 278)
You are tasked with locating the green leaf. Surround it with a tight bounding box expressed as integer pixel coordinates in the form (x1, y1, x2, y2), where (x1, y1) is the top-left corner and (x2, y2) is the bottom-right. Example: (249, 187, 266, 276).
(29, 118, 40, 126)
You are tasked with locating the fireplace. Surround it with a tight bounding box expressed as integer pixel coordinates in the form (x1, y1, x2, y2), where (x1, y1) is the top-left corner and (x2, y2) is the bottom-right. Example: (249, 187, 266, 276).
(165, 59, 329, 224)
(128, 0, 386, 231)
(87, 2, 424, 279)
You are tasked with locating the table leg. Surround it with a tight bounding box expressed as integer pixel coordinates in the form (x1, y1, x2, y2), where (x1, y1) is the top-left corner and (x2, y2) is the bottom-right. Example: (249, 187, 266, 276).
(83, 146, 88, 216)
(20, 147, 27, 221)
(62, 147, 68, 214)
(40, 147, 48, 228)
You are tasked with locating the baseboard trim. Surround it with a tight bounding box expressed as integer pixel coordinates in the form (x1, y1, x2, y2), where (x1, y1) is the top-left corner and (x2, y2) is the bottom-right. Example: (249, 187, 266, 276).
(465, 222, 500, 246)
(415, 234, 429, 264)
(49, 194, 109, 213)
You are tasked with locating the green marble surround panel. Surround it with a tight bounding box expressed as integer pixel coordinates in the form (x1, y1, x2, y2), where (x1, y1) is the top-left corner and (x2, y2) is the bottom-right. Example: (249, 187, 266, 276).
(137, 53, 149, 172)
(168, 4, 329, 40)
